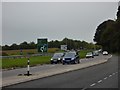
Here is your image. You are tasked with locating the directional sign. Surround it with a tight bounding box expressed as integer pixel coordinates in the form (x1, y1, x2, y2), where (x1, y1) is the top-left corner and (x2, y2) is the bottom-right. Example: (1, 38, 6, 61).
(61, 45, 67, 51)
(37, 38, 48, 52)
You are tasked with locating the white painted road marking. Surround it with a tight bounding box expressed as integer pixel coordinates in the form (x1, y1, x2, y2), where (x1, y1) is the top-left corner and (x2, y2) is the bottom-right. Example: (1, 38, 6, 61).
(104, 77, 107, 80)
(90, 83, 96, 87)
(98, 80, 102, 83)
(109, 75, 112, 77)
(112, 73, 115, 75)
(89, 72, 117, 88)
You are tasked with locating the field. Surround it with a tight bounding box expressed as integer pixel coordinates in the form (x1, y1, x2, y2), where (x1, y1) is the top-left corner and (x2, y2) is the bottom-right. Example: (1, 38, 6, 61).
(1, 49, 92, 69)
(2, 48, 60, 56)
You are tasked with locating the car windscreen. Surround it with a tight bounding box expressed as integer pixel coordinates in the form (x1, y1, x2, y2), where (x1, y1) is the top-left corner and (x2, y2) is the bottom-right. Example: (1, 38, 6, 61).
(53, 53, 63, 58)
(94, 51, 98, 53)
(64, 52, 75, 57)
(87, 52, 92, 55)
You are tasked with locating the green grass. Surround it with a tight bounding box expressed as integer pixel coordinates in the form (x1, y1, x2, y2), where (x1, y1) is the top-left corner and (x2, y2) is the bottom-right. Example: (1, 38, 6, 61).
(2, 56, 51, 69)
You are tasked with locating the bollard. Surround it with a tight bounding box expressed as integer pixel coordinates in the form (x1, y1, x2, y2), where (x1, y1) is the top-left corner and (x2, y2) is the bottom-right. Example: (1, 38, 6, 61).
(18, 57, 32, 76)
(24, 57, 32, 76)
(27, 58, 30, 76)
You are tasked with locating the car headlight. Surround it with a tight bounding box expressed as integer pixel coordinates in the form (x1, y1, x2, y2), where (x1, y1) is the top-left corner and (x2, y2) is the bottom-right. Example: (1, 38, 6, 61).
(71, 58, 74, 60)
(51, 58, 53, 61)
(63, 58, 65, 60)
(58, 58, 61, 60)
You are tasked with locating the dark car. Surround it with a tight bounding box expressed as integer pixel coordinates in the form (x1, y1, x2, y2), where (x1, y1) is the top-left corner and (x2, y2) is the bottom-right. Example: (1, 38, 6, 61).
(62, 51, 80, 65)
(51, 53, 64, 64)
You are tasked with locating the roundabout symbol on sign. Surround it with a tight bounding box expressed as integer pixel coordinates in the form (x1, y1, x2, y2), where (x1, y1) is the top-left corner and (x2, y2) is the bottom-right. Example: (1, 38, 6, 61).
(40, 44, 47, 52)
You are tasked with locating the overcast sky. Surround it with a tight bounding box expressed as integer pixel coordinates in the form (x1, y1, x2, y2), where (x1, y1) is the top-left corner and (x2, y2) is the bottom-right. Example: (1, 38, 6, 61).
(2, 2, 118, 45)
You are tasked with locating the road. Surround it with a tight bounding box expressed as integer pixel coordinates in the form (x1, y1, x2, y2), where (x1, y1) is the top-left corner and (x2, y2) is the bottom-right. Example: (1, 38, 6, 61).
(3, 55, 119, 89)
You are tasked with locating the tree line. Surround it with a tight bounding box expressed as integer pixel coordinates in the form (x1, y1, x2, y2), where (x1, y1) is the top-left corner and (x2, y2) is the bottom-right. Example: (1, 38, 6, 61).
(2, 38, 101, 51)
(93, 5, 120, 53)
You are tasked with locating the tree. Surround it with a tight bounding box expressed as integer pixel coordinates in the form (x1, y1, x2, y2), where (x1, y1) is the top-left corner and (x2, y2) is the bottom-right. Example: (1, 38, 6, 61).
(2, 45, 10, 50)
(93, 20, 114, 45)
(29, 42, 36, 49)
(10, 43, 19, 50)
(2, 38, 97, 50)
(93, 5, 120, 53)
(20, 41, 29, 49)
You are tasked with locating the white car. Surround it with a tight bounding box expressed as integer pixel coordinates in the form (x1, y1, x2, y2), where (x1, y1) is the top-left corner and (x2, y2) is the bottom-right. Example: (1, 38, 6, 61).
(86, 52, 94, 58)
(102, 51, 108, 55)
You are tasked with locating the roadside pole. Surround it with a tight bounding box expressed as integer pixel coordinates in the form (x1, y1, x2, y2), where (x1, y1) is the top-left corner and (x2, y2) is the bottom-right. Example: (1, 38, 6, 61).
(27, 58, 30, 76)
(24, 56, 32, 76)
(18, 56, 32, 76)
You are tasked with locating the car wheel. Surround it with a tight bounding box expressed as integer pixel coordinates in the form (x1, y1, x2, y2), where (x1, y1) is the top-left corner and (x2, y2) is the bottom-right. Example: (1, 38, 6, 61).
(78, 60, 80, 64)
(73, 60, 77, 64)
(62, 62, 65, 65)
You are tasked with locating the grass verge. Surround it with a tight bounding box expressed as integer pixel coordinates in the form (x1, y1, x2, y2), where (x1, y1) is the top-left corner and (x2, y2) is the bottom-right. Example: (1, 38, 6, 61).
(2, 56, 51, 69)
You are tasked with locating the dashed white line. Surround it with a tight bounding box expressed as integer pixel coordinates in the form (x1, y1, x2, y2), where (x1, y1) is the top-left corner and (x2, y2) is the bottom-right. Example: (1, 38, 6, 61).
(90, 83, 96, 87)
(116, 72, 118, 74)
(109, 75, 112, 77)
(112, 73, 115, 75)
(98, 80, 102, 83)
(89, 72, 117, 88)
(104, 77, 107, 80)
